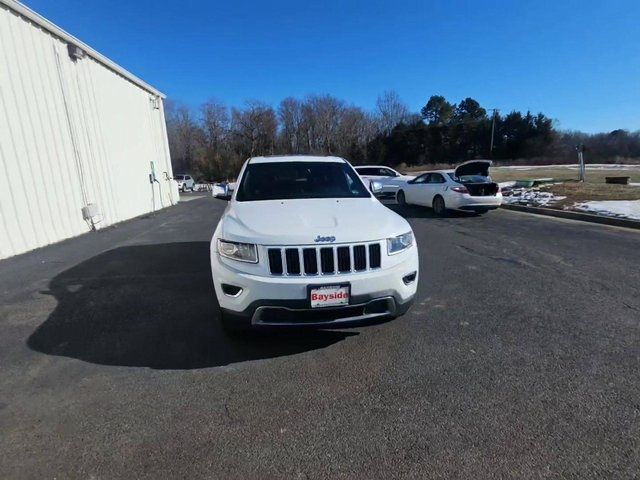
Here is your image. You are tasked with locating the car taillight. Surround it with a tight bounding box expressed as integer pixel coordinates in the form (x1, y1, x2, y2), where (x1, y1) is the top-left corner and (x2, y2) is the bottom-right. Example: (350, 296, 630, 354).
(451, 186, 468, 194)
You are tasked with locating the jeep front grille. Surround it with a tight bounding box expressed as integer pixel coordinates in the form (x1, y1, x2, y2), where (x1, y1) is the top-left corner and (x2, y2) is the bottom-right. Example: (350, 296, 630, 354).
(268, 249, 283, 274)
(285, 248, 300, 274)
(302, 248, 318, 274)
(267, 243, 382, 276)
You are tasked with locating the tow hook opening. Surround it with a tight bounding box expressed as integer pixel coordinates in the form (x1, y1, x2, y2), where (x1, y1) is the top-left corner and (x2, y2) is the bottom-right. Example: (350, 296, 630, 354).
(222, 283, 243, 297)
(363, 298, 393, 315)
(402, 272, 417, 285)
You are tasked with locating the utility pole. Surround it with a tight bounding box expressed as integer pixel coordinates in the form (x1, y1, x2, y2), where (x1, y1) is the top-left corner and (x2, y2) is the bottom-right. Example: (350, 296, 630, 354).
(489, 109, 499, 158)
(576, 144, 586, 182)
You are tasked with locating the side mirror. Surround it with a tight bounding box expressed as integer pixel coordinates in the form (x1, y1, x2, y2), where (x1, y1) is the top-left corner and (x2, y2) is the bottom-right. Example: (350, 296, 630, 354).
(370, 181, 383, 194)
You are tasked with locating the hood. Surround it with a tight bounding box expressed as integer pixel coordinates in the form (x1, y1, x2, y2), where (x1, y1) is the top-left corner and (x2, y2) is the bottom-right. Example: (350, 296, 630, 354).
(455, 160, 492, 178)
(397, 174, 416, 182)
(359, 174, 415, 182)
(219, 197, 411, 245)
(370, 175, 415, 187)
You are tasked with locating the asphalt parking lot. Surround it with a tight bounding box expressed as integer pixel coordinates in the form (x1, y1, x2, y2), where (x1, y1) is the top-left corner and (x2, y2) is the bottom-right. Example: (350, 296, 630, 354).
(1, 197, 639, 479)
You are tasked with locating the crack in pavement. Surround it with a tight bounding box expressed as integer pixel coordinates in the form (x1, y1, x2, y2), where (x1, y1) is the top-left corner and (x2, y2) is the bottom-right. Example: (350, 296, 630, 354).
(456, 244, 538, 269)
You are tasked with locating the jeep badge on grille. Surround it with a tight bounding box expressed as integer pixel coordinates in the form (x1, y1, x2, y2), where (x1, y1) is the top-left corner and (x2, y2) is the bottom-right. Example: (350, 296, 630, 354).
(314, 235, 336, 243)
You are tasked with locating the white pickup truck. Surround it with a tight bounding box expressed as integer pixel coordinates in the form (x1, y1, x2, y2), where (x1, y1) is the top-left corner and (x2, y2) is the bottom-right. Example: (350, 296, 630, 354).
(210, 155, 419, 331)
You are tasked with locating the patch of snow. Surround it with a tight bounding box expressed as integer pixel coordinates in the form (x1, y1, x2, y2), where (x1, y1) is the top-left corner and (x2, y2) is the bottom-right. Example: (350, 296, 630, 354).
(502, 187, 566, 207)
(578, 164, 640, 170)
(493, 165, 557, 171)
(493, 164, 640, 171)
(572, 200, 640, 220)
(499, 181, 516, 188)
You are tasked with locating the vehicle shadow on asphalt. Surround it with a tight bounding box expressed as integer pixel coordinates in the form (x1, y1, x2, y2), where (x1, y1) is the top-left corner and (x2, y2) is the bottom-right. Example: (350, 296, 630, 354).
(27, 242, 357, 370)
(387, 204, 478, 219)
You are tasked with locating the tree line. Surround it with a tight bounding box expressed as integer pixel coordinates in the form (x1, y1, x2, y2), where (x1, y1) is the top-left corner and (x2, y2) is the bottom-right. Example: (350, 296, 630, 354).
(165, 92, 640, 180)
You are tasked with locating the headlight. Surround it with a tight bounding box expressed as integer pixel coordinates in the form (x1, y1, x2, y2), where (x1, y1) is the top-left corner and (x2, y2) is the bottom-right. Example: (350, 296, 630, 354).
(217, 239, 258, 263)
(387, 232, 413, 255)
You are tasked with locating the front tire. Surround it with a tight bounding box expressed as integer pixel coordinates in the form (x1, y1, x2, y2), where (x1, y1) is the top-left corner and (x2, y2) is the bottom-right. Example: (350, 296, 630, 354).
(219, 307, 250, 335)
(397, 190, 406, 206)
(433, 195, 446, 216)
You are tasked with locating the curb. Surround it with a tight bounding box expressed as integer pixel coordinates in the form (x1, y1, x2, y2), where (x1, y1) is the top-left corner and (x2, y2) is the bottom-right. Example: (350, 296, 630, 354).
(501, 204, 640, 230)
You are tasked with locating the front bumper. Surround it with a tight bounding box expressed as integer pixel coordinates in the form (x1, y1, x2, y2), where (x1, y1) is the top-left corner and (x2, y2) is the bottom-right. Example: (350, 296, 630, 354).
(376, 184, 401, 200)
(374, 191, 398, 201)
(223, 293, 415, 328)
(211, 243, 419, 328)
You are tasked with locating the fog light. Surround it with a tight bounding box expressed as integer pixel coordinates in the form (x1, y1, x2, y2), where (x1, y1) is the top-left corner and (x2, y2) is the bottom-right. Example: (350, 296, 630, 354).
(402, 272, 417, 285)
(221, 283, 243, 297)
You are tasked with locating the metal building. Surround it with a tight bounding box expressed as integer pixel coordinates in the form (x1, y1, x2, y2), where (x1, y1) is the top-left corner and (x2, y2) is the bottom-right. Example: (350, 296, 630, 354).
(0, 0, 178, 260)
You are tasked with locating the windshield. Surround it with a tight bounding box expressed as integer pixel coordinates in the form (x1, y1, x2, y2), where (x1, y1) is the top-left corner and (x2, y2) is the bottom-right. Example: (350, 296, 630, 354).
(236, 161, 371, 201)
(448, 173, 491, 183)
(174, 175, 184, 180)
(356, 167, 397, 177)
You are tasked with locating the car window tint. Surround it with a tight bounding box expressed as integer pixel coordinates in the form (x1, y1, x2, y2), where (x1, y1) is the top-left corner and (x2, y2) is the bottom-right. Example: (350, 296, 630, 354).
(236, 162, 371, 201)
(413, 174, 428, 184)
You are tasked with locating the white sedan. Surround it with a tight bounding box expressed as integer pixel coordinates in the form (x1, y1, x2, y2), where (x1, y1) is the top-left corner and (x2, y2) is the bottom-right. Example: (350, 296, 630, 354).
(354, 165, 415, 200)
(396, 160, 502, 215)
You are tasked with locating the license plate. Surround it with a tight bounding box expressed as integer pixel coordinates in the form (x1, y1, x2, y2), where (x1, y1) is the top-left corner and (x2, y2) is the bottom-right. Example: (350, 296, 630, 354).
(309, 284, 350, 308)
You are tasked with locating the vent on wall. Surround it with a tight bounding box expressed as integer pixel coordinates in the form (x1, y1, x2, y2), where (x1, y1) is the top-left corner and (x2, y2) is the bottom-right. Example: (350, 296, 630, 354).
(67, 43, 86, 61)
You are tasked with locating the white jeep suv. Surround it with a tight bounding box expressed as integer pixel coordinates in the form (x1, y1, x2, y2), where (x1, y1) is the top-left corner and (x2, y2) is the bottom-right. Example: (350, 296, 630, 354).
(210, 156, 419, 330)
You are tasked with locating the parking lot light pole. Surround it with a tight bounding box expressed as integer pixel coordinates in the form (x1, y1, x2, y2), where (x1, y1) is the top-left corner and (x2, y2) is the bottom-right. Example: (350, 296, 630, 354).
(489, 109, 499, 158)
(576, 144, 586, 182)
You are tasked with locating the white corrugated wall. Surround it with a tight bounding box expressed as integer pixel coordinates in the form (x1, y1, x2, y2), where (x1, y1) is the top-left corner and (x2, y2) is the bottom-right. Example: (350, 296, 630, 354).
(0, 1, 178, 260)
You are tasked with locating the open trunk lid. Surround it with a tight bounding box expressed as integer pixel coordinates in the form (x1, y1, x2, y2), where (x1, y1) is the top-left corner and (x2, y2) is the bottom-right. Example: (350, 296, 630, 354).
(454, 160, 498, 196)
(454, 160, 492, 178)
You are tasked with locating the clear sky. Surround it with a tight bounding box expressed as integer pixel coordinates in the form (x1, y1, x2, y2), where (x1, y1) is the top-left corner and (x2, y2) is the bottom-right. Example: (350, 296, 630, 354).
(24, 0, 640, 133)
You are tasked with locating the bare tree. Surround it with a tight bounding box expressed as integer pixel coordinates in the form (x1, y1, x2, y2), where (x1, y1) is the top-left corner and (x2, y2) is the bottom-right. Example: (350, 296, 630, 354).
(302, 95, 345, 154)
(376, 90, 410, 135)
(201, 99, 229, 151)
(165, 100, 205, 173)
(337, 107, 377, 161)
(198, 99, 230, 179)
(231, 101, 278, 158)
(278, 97, 304, 154)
